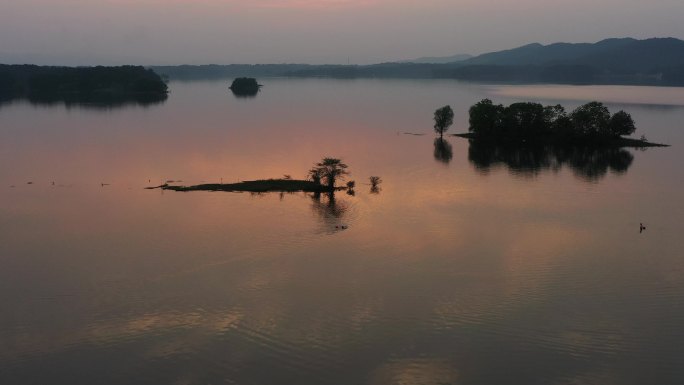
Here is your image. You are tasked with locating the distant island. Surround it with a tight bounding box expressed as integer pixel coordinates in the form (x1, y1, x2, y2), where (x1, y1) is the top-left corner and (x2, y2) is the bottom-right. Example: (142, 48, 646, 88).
(158, 179, 329, 193)
(151, 37, 684, 86)
(0, 65, 168, 106)
(455, 99, 668, 147)
(156, 158, 353, 193)
(229, 77, 261, 97)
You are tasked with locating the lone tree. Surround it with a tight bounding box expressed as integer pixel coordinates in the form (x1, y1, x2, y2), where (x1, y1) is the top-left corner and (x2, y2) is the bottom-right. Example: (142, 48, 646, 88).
(311, 158, 349, 190)
(434, 105, 454, 138)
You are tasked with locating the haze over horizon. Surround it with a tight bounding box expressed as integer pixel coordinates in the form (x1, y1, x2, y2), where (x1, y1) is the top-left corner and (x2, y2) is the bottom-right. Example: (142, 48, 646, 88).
(1, 0, 683, 66)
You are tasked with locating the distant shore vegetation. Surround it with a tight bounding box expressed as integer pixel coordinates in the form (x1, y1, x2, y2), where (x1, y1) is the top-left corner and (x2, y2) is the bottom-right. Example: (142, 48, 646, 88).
(0, 65, 168, 105)
(462, 99, 665, 146)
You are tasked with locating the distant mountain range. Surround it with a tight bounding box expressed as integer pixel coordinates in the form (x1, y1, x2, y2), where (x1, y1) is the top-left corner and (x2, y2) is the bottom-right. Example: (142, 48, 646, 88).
(151, 38, 684, 86)
(462, 37, 684, 71)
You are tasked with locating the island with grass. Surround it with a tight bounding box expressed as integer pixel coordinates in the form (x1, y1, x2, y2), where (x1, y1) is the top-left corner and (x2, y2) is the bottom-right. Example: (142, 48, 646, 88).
(160, 179, 331, 193)
(453, 99, 668, 147)
(154, 158, 361, 193)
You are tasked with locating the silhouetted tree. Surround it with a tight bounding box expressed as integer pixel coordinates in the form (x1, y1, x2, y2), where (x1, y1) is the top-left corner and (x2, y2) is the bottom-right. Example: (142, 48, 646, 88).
(434, 105, 454, 138)
(608, 110, 636, 137)
(543, 104, 567, 124)
(308, 167, 324, 185)
(312, 158, 349, 190)
(502, 102, 547, 136)
(469, 99, 505, 135)
(570, 101, 611, 136)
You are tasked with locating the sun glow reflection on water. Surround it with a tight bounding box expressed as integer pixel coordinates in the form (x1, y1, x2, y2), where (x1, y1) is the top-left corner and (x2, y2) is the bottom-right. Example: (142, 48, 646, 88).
(1, 79, 683, 384)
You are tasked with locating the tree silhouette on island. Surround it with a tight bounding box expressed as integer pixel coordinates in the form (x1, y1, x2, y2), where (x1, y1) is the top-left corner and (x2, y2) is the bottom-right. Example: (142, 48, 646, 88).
(310, 158, 350, 190)
(158, 157, 355, 193)
(459, 99, 666, 147)
(434, 105, 454, 139)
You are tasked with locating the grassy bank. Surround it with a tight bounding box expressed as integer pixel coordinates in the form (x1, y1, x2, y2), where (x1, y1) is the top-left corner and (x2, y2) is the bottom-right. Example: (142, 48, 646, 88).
(155, 179, 333, 193)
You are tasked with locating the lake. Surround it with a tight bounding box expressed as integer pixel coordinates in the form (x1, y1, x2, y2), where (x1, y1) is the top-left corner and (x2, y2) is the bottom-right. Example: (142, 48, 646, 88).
(1, 79, 683, 385)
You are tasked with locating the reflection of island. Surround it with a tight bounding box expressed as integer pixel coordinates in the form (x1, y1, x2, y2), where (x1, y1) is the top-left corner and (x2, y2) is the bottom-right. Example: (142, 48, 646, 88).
(1, 92, 168, 109)
(467, 139, 634, 180)
(454, 99, 668, 180)
(310, 191, 349, 232)
(433, 138, 453, 164)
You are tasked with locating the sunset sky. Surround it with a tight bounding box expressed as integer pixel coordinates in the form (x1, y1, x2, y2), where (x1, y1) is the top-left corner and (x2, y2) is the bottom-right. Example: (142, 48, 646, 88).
(1, 0, 683, 65)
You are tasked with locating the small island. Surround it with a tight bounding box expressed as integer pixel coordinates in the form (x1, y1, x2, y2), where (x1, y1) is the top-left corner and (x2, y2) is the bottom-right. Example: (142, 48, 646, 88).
(229, 77, 261, 97)
(160, 179, 331, 193)
(454, 99, 668, 147)
(0, 65, 168, 106)
(155, 158, 352, 193)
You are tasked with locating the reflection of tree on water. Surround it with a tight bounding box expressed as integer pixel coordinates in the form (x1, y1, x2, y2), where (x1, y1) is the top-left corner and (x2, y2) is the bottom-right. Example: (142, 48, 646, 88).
(467, 139, 634, 181)
(369, 176, 382, 195)
(433, 137, 453, 164)
(310, 191, 349, 232)
(230, 88, 259, 99)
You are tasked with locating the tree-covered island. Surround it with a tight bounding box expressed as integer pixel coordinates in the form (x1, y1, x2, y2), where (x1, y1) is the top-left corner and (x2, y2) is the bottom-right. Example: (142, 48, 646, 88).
(229, 77, 261, 96)
(0, 65, 168, 104)
(456, 99, 667, 147)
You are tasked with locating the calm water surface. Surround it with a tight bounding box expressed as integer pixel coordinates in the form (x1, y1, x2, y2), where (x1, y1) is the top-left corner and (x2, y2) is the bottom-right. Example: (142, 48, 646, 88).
(1, 79, 684, 385)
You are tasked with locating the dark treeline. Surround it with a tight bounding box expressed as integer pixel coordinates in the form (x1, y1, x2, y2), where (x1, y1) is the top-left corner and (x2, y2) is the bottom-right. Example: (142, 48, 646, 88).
(0, 65, 168, 105)
(151, 63, 456, 80)
(467, 99, 640, 143)
(152, 63, 601, 82)
(150, 64, 313, 80)
(151, 62, 684, 86)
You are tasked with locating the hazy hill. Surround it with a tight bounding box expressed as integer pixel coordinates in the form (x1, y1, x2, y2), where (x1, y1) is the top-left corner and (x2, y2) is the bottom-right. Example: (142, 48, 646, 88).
(463, 38, 684, 72)
(400, 54, 472, 64)
(150, 38, 684, 86)
(464, 38, 636, 66)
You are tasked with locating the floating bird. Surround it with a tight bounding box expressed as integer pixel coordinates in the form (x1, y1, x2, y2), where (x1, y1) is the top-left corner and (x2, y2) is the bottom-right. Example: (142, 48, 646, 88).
(640, 223, 646, 233)
(101, 183, 110, 187)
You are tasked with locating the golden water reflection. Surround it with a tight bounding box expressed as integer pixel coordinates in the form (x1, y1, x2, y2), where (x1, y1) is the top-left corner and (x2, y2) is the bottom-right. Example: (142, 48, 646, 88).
(1, 79, 683, 384)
